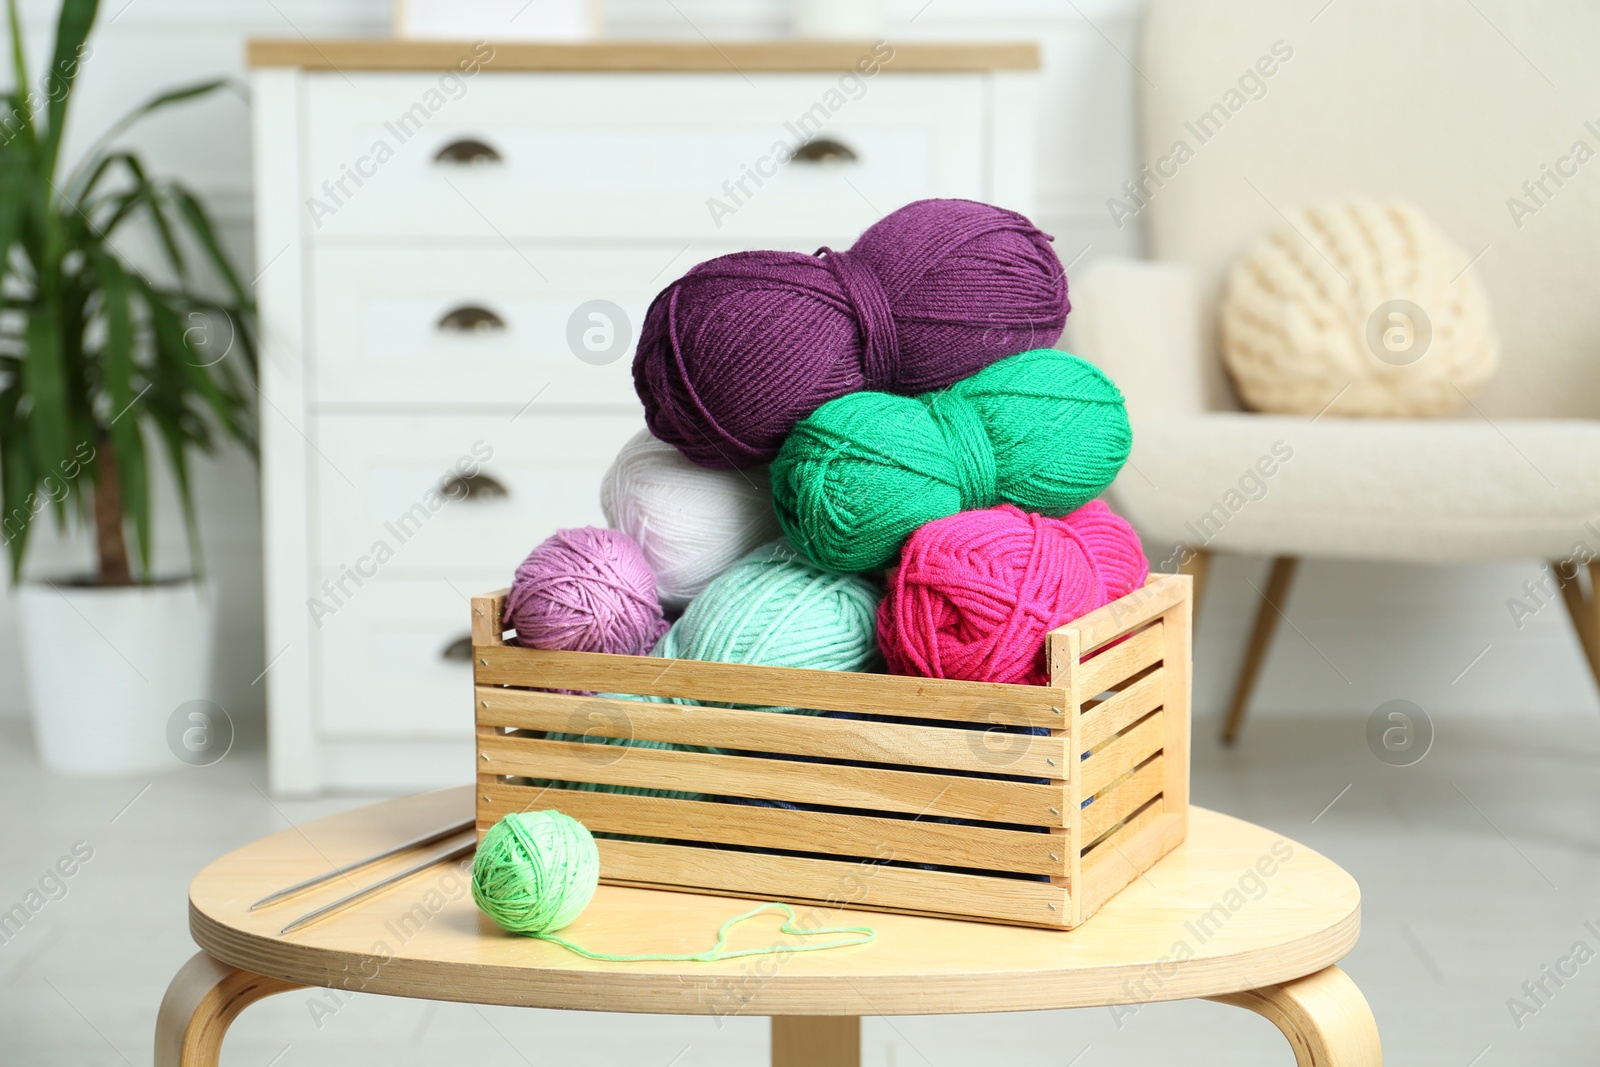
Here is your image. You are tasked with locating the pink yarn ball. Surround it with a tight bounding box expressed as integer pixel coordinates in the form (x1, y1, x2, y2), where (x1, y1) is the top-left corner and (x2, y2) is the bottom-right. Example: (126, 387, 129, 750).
(878, 501, 1148, 686)
(505, 527, 668, 655)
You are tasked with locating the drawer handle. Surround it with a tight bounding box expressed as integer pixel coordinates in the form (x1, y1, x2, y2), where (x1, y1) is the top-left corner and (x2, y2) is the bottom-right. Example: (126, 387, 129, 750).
(440, 634, 473, 662)
(434, 138, 502, 165)
(792, 138, 858, 164)
(440, 472, 508, 501)
(437, 305, 506, 333)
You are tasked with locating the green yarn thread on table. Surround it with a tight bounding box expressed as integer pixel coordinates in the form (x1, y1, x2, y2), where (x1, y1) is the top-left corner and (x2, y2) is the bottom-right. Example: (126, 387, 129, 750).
(771, 348, 1132, 572)
(473, 810, 876, 961)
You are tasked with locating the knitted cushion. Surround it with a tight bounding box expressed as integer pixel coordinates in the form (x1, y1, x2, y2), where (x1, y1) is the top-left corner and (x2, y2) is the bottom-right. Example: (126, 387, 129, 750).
(1219, 200, 1499, 416)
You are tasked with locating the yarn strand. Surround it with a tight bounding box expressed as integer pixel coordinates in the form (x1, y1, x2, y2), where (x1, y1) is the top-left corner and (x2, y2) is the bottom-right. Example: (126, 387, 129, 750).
(529, 902, 877, 962)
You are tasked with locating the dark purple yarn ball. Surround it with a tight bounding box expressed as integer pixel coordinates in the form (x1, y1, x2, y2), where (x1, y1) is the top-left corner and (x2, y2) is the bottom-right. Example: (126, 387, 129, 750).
(634, 198, 1069, 469)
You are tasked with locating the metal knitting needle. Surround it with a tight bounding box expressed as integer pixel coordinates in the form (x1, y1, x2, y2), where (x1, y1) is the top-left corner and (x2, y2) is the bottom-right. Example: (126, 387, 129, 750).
(250, 817, 475, 910)
(279, 838, 476, 935)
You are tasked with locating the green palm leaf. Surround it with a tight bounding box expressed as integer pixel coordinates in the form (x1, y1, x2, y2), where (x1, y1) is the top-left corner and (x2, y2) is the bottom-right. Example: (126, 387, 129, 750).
(64, 79, 230, 194)
(38, 0, 96, 178)
(22, 309, 68, 478)
(4, 0, 34, 151)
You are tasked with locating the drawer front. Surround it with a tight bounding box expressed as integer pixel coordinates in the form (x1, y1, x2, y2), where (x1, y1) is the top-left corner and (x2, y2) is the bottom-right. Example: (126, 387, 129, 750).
(312, 411, 642, 577)
(313, 571, 502, 736)
(302, 72, 986, 240)
(308, 244, 735, 407)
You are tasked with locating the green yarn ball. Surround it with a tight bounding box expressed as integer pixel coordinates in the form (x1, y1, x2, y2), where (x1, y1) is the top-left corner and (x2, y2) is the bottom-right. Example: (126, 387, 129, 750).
(770, 348, 1131, 572)
(660, 540, 883, 678)
(472, 810, 600, 935)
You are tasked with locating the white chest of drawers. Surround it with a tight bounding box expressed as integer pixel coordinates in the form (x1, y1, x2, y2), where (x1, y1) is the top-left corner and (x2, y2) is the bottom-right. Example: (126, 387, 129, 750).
(249, 39, 1039, 795)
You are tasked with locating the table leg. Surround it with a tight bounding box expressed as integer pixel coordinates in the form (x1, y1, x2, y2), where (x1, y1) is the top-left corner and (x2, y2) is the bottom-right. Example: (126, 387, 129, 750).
(771, 1016, 860, 1067)
(1207, 965, 1381, 1066)
(155, 951, 304, 1067)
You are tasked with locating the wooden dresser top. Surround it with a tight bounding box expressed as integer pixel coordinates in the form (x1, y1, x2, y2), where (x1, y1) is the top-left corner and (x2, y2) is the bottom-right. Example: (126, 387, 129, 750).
(245, 39, 1039, 73)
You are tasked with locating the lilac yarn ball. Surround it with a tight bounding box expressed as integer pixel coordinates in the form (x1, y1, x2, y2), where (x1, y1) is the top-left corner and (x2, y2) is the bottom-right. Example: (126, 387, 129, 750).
(505, 527, 668, 656)
(634, 198, 1070, 468)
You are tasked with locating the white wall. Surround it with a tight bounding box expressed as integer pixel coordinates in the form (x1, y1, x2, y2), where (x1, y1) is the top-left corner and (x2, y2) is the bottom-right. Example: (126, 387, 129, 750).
(2, 0, 1592, 745)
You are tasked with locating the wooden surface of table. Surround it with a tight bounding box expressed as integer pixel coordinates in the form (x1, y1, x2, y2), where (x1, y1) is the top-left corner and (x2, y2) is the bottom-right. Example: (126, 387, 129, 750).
(188, 787, 1359, 1017)
(245, 39, 1040, 72)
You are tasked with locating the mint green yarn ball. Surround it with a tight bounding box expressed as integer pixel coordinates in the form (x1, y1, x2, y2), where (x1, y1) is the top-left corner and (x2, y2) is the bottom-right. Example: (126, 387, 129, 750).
(662, 540, 882, 677)
(770, 348, 1131, 572)
(472, 810, 599, 935)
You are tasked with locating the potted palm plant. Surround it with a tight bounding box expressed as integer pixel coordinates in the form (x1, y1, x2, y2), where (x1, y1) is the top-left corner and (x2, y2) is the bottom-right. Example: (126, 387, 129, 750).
(1, 0, 255, 773)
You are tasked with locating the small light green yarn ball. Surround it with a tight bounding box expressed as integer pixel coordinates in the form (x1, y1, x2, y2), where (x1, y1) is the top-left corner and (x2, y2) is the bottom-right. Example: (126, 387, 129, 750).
(661, 540, 883, 678)
(472, 810, 600, 935)
(770, 348, 1131, 572)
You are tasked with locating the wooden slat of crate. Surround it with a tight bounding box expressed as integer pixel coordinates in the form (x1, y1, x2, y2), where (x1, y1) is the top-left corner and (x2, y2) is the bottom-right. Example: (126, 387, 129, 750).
(470, 594, 503, 646)
(1158, 579, 1193, 827)
(596, 837, 1071, 928)
(1077, 810, 1186, 918)
(1069, 584, 1192, 926)
(1079, 668, 1166, 750)
(1046, 623, 1086, 917)
(475, 687, 1070, 779)
(1077, 620, 1164, 697)
(474, 644, 1064, 728)
(479, 733, 1068, 825)
(1081, 794, 1165, 862)
(478, 783, 1065, 877)
(1080, 710, 1165, 798)
(1080, 755, 1164, 841)
(1065, 575, 1189, 654)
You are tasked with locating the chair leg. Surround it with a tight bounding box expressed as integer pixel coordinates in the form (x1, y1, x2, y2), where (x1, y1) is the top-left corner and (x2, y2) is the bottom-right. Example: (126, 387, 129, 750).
(1222, 556, 1299, 745)
(1554, 560, 1600, 694)
(1207, 965, 1382, 1066)
(1178, 548, 1211, 621)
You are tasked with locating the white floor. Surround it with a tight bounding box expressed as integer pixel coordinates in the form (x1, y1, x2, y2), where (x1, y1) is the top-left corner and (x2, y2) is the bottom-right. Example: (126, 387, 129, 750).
(2, 700, 1599, 1066)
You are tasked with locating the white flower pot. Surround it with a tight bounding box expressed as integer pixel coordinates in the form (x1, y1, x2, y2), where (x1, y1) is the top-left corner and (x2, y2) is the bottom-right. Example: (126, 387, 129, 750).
(18, 579, 215, 775)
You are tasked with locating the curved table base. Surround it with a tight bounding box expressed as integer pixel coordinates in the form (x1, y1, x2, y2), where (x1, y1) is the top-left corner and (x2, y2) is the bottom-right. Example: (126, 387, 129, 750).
(155, 952, 303, 1067)
(1207, 966, 1382, 1066)
(773, 1016, 861, 1067)
(155, 953, 1378, 1067)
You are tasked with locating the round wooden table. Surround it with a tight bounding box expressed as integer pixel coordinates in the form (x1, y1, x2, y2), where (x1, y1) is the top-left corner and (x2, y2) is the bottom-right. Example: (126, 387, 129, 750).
(157, 787, 1379, 1066)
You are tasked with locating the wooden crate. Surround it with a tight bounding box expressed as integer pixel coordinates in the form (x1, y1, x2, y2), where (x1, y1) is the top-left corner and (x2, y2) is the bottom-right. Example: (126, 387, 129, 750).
(471, 573, 1191, 929)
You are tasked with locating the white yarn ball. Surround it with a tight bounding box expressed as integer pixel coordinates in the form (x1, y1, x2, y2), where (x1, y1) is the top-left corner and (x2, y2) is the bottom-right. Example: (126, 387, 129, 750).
(601, 429, 782, 610)
(1220, 199, 1499, 416)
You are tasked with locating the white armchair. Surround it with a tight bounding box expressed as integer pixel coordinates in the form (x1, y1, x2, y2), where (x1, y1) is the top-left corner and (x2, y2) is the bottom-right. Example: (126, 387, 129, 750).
(1070, 0, 1600, 741)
